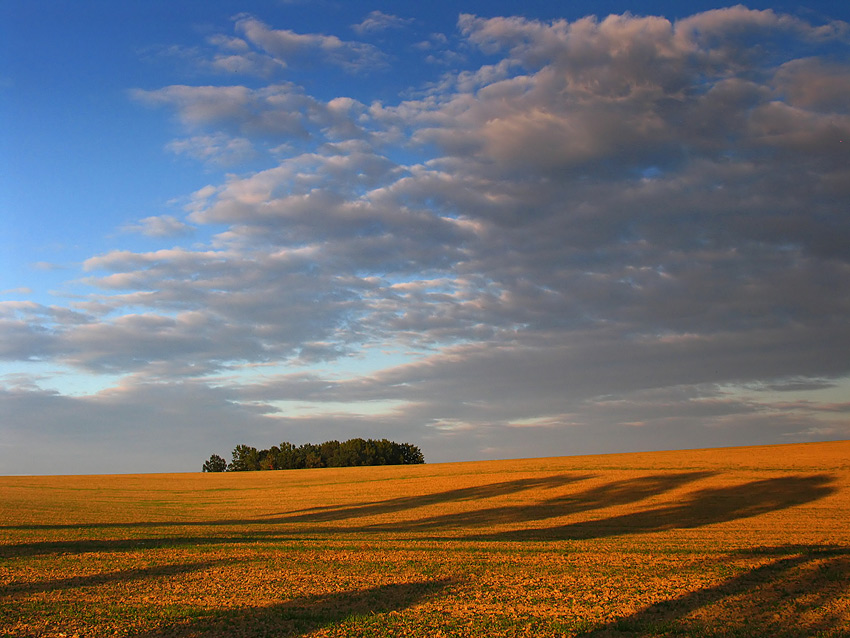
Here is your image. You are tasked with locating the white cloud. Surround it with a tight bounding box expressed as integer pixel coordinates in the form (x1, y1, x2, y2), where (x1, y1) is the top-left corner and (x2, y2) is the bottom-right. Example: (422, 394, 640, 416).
(0, 380, 275, 475)
(235, 15, 388, 72)
(132, 83, 374, 150)
(132, 84, 316, 138)
(122, 215, 194, 238)
(166, 134, 257, 167)
(0, 287, 32, 296)
(6, 7, 850, 472)
(774, 58, 850, 112)
(352, 11, 414, 35)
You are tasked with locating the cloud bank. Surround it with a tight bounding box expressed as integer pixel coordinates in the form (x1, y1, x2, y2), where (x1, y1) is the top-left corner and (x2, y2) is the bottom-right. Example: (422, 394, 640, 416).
(3, 7, 850, 474)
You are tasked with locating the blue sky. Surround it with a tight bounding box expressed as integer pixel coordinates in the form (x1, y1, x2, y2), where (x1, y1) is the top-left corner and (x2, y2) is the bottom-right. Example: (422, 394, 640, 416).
(2, 1, 850, 474)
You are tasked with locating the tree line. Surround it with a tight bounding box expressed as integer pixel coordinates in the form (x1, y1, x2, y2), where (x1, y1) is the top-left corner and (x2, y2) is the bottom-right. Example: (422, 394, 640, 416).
(202, 438, 425, 472)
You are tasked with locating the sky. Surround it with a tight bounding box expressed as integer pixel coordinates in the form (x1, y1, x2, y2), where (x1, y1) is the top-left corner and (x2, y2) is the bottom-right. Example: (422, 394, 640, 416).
(2, 0, 849, 475)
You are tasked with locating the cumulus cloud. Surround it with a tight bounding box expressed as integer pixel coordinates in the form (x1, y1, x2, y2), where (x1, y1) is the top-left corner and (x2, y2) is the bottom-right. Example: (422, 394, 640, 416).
(773, 58, 850, 112)
(0, 287, 32, 296)
(5, 6, 850, 472)
(122, 215, 194, 237)
(132, 83, 372, 150)
(166, 134, 257, 167)
(0, 301, 88, 361)
(235, 15, 387, 71)
(0, 380, 276, 475)
(132, 83, 314, 137)
(143, 40, 283, 79)
(146, 15, 388, 77)
(352, 11, 414, 35)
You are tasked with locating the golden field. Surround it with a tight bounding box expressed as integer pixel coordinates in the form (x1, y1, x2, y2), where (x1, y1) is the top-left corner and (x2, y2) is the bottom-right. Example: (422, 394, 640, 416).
(1, 440, 849, 637)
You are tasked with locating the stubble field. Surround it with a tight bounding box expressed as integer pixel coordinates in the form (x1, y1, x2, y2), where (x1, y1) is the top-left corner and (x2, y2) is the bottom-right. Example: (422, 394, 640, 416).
(1, 440, 849, 637)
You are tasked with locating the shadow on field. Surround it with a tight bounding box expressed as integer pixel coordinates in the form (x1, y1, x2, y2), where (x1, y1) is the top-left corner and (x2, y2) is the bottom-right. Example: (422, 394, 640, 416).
(472, 473, 836, 541)
(577, 545, 850, 637)
(0, 560, 229, 598)
(362, 471, 713, 533)
(0, 473, 589, 532)
(0, 474, 593, 557)
(0, 473, 837, 557)
(130, 579, 451, 638)
(0, 535, 262, 559)
(280, 473, 593, 523)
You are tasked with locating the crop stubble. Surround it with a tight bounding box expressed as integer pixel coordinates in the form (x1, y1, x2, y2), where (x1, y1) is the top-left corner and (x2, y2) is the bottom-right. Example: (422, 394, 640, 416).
(1, 440, 848, 636)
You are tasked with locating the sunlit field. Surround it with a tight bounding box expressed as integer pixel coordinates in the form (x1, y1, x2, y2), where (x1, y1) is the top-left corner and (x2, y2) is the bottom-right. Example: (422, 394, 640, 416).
(2, 440, 849, 637)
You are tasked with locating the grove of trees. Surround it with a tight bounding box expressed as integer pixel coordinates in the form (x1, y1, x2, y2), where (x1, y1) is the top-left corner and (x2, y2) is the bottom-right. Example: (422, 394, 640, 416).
(202, 438, 425, 472)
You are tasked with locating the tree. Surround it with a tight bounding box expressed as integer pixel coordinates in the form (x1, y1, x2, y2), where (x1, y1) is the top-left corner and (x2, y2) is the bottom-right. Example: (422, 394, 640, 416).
(319, 440, 341, 466)
(275, 442, 298, 469)
(205, 438, 425, 472)
(399, 443, 425, 465)
(302, 443, 324, 468)
(259, 446, 279, 470)
(228, 444, 261, 471)
(337, 438, 366, 466)
(202, 454, 227, 473)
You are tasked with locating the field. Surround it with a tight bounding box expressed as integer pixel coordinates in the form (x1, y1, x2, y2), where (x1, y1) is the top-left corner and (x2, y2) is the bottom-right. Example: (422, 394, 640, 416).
(2, 440, 849, 637)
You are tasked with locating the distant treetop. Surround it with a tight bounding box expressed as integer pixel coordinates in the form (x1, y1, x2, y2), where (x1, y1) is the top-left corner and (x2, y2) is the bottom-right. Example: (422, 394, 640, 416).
(202, 438, 424, 472)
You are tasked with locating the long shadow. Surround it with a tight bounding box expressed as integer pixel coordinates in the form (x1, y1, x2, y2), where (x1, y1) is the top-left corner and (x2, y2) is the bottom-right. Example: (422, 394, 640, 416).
(0, 473, 707, 556)
(576, 545, 850, 637)
(0, 535, 267, 559)
(1, 560, 229, 598)
(0, 475, 589, 558)
(0, 530, 335, 559)
(362, 471, 713, 533)
(2, 473, 838, 557)
(129, 579, 452, 638)
(0, 474, 589, 531)
(279, 473, 592, 523)
(474, 473, 837, 541)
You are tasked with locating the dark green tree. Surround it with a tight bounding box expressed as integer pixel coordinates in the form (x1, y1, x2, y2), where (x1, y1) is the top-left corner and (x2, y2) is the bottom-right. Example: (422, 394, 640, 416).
(228, 444, 261, 471)
(319, 440, 341, 466)
(301, 443, 324, 468)
(399, 443, 425, 465)
(275, 442, 299, 469)
(259, 445, 279, 470)
(202, 453, 227, 472)
(337, 438, 366, 466)
(209, 438, 425, 471)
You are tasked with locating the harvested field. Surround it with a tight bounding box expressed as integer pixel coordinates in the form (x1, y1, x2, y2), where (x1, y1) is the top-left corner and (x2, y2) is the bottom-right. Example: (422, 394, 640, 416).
(2, 440, 849, 637)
